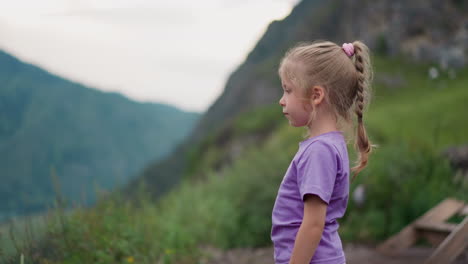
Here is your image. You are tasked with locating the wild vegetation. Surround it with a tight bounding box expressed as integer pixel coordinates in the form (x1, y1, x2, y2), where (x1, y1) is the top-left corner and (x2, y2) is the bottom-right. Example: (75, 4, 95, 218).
(2, 56, 467, 264)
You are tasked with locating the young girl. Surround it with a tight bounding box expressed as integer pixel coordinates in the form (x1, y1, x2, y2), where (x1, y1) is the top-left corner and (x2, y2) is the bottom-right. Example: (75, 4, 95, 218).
(271, 40, 377, 264)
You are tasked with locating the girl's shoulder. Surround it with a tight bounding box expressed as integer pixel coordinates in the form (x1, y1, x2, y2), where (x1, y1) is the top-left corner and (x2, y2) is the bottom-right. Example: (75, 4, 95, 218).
(295, 131, 347, 166)
(295, 132, 350, 182)
(298, 131, 344, 153)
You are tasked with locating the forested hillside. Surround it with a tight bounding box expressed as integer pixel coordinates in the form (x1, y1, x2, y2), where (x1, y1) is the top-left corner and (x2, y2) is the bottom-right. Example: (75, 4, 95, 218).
(0, 50, 199, 220)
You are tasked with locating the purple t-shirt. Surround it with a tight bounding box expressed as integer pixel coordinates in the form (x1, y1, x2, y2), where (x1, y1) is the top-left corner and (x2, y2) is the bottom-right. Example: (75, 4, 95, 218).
(271, 131, 349, 264)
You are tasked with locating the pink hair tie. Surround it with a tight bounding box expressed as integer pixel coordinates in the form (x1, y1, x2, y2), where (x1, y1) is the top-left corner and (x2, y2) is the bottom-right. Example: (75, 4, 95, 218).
(342, 43, 354, 57)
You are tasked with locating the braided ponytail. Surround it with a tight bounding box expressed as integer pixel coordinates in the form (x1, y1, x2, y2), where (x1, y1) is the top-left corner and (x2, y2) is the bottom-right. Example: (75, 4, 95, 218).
(351, 41, 377, 181)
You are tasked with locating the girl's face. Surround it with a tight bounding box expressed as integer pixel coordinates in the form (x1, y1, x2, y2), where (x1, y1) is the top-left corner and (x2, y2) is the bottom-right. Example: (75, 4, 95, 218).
(279, 76, 312, 127)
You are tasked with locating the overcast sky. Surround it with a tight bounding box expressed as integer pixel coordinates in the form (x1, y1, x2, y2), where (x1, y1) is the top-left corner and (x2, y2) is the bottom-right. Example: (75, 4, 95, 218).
(0, 0, 298, 112)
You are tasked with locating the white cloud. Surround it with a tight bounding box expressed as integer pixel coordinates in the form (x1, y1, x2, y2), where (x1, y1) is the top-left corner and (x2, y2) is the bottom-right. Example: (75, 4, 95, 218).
(0, 0, 298, 112)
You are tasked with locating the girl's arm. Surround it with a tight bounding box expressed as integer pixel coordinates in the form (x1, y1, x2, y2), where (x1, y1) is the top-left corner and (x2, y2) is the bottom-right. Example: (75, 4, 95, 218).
(289, 194, 327, 264)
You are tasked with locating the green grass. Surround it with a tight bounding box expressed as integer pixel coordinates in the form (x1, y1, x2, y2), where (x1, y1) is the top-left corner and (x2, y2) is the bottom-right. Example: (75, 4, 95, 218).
(184, 104, 282, 181)
(368, 55, 468, 150)
(4, 56, 468, 263)
(0, 213, 48, 259)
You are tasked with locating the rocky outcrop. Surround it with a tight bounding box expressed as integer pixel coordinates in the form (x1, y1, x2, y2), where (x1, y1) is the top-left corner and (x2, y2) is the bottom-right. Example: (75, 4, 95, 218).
(339, 0, 468, 68)
(192, 0, 468, 144)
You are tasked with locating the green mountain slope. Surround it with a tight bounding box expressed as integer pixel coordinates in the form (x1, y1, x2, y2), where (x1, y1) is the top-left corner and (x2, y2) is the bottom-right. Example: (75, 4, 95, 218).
(10, 56, 467, 264)
(125, 0, 468, 204)
(152, 56, 468, 252)
(0, 50, 200, 220)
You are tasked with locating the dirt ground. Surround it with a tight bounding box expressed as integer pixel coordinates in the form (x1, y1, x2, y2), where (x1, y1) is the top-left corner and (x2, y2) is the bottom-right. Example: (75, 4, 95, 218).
(199, 243, 468, 264)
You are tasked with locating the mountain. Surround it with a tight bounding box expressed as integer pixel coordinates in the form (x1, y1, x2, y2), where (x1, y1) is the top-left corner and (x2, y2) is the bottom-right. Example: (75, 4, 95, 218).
(5, 0, 468, 262)
(0, 50, 200, 220)
(123, 0, 468, 201)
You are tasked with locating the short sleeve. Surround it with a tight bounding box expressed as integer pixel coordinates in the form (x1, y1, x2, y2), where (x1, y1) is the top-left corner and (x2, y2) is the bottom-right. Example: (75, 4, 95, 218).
(296, 141, 338, 204)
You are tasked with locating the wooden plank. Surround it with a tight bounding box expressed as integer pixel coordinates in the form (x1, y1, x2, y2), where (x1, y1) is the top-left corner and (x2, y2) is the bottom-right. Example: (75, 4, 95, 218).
(415, 221, 458, 233)
(415, 198, 465, 224)
(377, 198, 464, 256)
(425, 216, 468, 264)
(376, 224, 418, 256)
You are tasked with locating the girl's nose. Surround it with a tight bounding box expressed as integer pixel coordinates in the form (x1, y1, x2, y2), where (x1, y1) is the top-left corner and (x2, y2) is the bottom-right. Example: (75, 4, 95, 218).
(279, 96, 285, 107)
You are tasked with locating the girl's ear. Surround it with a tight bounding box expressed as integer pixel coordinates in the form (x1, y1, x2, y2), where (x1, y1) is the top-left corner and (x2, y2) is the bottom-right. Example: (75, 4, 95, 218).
(310, 85, 325, 106)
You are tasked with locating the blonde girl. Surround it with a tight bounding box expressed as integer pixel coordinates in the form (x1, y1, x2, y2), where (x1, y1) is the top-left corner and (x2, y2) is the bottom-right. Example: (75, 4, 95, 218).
(271, 40, 377, 264)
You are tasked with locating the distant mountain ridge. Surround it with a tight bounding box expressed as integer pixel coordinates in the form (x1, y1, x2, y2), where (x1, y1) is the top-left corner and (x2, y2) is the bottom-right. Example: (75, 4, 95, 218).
(0, 49, 200, 220)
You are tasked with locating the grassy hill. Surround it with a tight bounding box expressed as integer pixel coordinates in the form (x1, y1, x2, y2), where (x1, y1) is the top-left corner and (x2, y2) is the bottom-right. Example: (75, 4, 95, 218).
(3, 55, 467, 264)
(124, 0, 468, 209)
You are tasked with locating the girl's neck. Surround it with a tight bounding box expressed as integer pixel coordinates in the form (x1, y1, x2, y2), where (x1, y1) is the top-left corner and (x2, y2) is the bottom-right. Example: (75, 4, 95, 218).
(306, 110, 339, 139)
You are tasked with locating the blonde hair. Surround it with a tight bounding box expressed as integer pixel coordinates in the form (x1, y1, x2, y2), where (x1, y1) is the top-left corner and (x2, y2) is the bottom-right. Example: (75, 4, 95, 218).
(278, 40, 378, 181)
